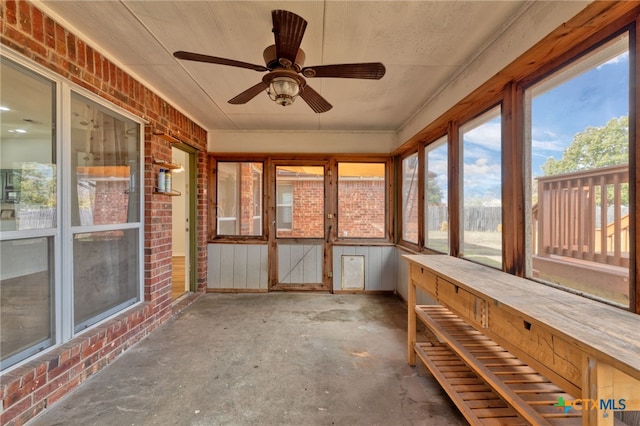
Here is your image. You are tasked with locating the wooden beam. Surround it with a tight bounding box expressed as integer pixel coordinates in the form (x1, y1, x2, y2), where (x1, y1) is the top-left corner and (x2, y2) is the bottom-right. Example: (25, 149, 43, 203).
(501, 82, 525, 276)
(448, 121, 461, 258)
(633, 16, 639, 314)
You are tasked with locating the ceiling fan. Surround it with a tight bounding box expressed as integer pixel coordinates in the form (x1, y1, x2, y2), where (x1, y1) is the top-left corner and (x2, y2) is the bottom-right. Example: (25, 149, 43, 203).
(173, 9, 386, 113)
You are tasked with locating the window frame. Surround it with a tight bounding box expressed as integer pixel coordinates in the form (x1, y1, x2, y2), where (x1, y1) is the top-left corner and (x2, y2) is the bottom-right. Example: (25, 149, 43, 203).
(458, 104, 503, 270)
(393, 16, 638, 311)
(213, 160, 265, 238)
(209, 154, 393, 244)
(336, 161, 388, 240)
(522, 29, 632, 308)
(424, 135, 449, 253)
(276, 181, 293, 232)
(209, 156, 267, 242)
(0, 52, 145, 371)
(400, 151, 421, 247)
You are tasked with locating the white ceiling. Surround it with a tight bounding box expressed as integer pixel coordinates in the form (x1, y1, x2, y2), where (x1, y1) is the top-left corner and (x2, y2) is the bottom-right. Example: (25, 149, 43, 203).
(32, 0, 549, 135)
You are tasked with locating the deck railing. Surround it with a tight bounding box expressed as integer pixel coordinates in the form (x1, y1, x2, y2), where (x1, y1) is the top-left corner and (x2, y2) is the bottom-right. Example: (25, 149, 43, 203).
(534, 164, 629, 268)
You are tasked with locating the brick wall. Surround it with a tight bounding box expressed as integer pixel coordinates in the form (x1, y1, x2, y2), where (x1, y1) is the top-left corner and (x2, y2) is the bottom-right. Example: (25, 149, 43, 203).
(277, 180, 325, 238)
(0, 1, 208, 424)
(92, 181, 129, 224)
(276, 179, 386, 238)
(338, 180, 385, 238)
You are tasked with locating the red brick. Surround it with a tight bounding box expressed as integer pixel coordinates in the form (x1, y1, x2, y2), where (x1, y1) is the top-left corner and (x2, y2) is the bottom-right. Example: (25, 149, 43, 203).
(42, 15, 55, 49)
(0, 2, 207, 424)
(76, 38, 86, 67)
(30, 5, 43, 41)
(85, 44, 94, 73)
(54, 22, 65, 56)
(44, 374, 83, 407)
(0, 394, 34, 426)
(4, 0, 17, 25)
(17, 0, 31, 33)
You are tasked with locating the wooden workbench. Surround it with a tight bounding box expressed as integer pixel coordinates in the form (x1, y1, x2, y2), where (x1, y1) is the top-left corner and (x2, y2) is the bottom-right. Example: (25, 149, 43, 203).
(405, 254, 640, 426)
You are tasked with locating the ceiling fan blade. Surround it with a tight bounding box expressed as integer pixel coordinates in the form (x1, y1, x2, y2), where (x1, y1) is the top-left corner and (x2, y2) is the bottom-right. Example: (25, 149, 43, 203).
(272, 10, 307, 65)
(174, 51, 268, 72)
(299, 85, 333, 113)
(228, 81, 269, 104)
(301, 63, 386, 79)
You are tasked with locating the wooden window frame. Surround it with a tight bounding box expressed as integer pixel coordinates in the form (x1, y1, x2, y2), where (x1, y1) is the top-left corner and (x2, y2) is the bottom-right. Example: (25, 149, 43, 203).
(393, 2, 640, 312)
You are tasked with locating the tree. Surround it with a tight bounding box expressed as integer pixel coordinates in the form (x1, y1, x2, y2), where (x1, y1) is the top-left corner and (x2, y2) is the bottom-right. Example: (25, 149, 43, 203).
(17, 163, 56, 207)
(540, 116, 628, 205)
(541, 116, 628, 175)
(426, 171, 443, 205)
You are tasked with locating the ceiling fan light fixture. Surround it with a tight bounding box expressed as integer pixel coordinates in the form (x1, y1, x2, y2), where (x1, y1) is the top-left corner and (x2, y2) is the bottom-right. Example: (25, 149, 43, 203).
(268, 76, 301, 106)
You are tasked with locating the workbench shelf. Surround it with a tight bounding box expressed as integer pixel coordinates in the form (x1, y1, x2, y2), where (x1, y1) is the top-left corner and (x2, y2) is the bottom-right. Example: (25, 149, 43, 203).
(405, 254, 640, 426)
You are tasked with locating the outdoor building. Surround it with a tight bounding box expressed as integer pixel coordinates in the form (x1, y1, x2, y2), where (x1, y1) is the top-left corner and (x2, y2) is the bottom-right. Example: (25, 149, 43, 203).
(1, 1, 640, 425)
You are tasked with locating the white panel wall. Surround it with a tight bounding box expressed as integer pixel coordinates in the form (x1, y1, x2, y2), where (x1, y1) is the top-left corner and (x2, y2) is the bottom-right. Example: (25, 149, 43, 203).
(278, 243, 322, 284)
(207, 243, 268, 290)
(332, 245, 396, 292)
(208, 242, 438, 301)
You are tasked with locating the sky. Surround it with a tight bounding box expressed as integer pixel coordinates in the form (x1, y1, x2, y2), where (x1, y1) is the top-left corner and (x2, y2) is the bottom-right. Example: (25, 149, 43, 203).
(426, 45, 629, 206)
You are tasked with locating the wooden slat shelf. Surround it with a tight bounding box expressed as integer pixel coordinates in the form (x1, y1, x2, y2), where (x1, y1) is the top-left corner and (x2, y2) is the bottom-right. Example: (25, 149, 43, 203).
(415, 305, 585, 426)
(152, 159, 182, 169)
(406, 254, 640, 426)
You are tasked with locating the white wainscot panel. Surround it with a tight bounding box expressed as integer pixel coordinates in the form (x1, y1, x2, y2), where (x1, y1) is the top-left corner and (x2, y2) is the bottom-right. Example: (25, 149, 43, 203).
(333, 246, 396, 291)
(207, 244, 268, 289)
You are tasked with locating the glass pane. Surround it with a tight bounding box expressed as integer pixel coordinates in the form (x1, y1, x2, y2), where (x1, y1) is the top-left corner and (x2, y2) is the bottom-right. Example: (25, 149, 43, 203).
(276, 166, 324, 238)
(71, 93, 140, 226)
(74, 229, 139, 329)
(425, 137, 449, 252)
(461, 106, 502, 268)
(1, 237, 54, 369)
(527, 33, 629, 305)
(216, 162, 263, 236)
(402, 153, 419, 243)
(0, 59, 56, 231)
(338, 163, 385, 238)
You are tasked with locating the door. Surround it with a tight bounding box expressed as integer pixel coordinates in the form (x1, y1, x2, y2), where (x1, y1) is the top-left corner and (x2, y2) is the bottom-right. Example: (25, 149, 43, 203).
(171, 145, 196, 298)
(271, 163, 331, 291)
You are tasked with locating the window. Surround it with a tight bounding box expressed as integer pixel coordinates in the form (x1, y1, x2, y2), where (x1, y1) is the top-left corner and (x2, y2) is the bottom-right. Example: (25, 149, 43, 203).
(425, 137, 448, 252)
(276, 182, 293, 231)
(275, 165, 324, 238)
(525, 33, 629, 306)
(461, 106, 502, 268)
(0, 58, 143, 370)
(216, 162, 263, 236)
(71, 93, 141, 331)
(402, 153, 419, 244)
(338, 162, 385, 238)
(0, 59, 56, 369)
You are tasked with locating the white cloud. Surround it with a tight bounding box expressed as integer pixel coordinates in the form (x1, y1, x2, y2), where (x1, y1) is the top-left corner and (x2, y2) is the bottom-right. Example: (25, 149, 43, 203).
(464, 121, 501, 151)
(597, 51, 629, 70)
(531, 138, 566, 152)
(427, 158, 448, 176)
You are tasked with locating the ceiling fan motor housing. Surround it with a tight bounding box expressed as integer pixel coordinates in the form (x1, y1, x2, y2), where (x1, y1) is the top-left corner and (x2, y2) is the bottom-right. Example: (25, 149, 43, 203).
(263, 45, 306, 71)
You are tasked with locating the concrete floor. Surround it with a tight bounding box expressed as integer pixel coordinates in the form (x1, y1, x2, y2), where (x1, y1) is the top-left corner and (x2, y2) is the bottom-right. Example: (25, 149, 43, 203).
(28, 293, 467, 426)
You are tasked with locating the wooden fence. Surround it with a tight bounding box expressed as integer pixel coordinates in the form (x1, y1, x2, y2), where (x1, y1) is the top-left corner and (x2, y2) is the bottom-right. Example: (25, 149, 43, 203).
(534, 164, 629, 268)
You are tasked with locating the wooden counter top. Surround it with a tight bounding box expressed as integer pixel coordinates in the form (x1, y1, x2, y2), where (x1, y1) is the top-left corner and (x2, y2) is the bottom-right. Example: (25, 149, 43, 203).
(404, 254, 640, 381)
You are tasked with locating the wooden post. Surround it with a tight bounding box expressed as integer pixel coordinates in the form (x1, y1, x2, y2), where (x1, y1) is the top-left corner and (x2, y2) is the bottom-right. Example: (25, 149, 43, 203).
(407, 276, 417, 366)
(583, 355, 640, 426)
